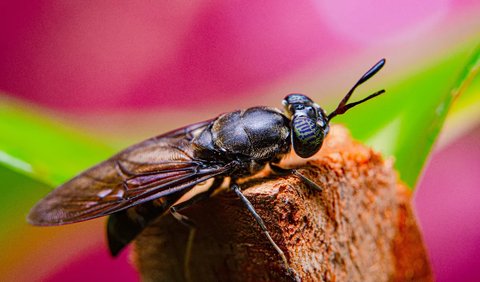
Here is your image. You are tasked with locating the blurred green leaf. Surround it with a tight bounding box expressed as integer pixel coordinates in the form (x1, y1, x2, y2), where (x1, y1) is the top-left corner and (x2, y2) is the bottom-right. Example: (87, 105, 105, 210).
(442, 49, 480, 146)
(0, 100, 115, 186)
(337, 45, 480, 189)
(0, 166, 50, 241)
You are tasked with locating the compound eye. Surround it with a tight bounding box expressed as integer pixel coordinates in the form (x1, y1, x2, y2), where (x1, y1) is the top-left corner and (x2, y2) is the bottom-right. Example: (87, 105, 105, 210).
(291, 115, 325, 158)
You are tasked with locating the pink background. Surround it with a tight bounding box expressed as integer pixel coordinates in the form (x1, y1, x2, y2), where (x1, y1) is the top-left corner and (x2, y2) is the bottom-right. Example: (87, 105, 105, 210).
(1, 1, 479, 281)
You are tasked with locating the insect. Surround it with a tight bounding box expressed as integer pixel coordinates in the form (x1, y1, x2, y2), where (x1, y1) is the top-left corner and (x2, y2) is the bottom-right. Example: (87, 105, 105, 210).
(28, 59, 385, 272)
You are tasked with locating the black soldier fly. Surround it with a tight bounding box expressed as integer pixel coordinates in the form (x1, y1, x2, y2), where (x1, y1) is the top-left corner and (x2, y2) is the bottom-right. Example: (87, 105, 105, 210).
(28, 58, 386, 274)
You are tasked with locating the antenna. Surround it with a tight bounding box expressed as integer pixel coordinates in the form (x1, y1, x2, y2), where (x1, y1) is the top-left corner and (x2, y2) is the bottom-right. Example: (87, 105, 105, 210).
(327, 59, 386, 121)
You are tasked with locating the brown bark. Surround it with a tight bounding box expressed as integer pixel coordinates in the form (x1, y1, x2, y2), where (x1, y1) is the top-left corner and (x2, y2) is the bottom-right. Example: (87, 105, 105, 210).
(133, 125, 432, 282)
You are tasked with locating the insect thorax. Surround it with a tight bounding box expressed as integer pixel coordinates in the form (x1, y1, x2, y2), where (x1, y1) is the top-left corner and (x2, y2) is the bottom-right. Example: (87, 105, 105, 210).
(193, 107, 291, 164)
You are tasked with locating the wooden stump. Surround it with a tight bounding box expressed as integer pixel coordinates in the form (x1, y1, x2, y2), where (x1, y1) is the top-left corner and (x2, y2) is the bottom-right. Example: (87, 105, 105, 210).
(133, 125, 432, 282)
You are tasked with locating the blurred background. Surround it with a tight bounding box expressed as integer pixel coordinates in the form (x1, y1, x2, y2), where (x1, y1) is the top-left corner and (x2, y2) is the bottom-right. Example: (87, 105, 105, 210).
(0, 1, 479, 281)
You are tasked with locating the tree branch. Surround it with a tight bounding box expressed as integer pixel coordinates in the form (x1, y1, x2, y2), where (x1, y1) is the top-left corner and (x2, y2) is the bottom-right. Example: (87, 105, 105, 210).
(133, 125, 432, 282)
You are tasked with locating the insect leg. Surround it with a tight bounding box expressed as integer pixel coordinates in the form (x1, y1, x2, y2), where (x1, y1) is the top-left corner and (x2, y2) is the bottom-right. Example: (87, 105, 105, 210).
(270, 163, 323, 192)
(231, 182, 290, 269)
(169, 177, 224, 282)
(169, 205, 195, 282)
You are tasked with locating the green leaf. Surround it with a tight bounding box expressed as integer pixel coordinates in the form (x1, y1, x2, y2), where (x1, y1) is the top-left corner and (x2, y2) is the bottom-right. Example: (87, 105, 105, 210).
(336, 45, 480, 188)
(0, 166, 51, 241)
(0, 99, 115, 186)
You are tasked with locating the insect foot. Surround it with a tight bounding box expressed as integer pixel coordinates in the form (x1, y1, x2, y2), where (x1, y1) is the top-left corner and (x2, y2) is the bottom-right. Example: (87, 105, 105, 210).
(132, 125, 432, 282)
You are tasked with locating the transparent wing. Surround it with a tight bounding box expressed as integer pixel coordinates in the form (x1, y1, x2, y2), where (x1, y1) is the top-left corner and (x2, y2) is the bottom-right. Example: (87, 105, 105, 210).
(28, 120, 233, 226)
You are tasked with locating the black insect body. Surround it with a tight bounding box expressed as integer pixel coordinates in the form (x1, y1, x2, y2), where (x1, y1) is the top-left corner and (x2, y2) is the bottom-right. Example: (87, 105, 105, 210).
(28, 59, 386, 274)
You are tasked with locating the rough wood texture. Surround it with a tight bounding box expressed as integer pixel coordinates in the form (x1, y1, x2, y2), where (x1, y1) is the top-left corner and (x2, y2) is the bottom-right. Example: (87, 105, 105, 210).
(133, 125, 432, 282)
